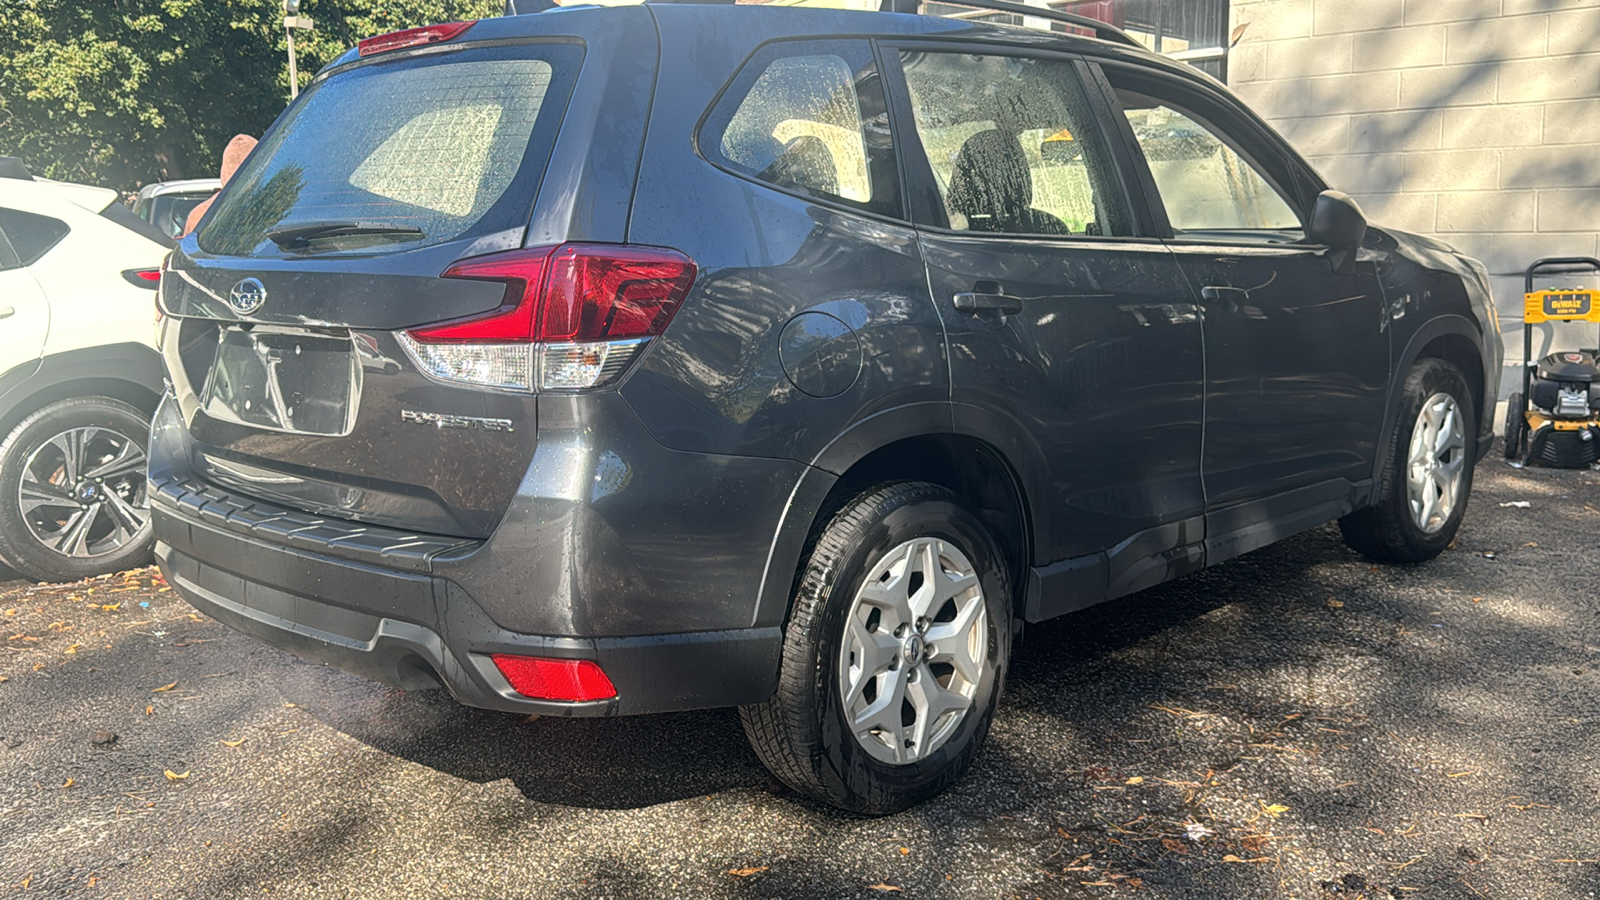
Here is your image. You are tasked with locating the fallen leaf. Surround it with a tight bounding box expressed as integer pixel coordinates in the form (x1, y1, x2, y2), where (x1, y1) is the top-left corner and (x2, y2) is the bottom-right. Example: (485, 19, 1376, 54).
(1161, 838, 1187, 853)
(62, 778, 75, 788)
(145, 705, 154, 716)
(725, 867, 767, 877)
(867, 885, 903, 893)
(1241, 834, 1273, 852)
(1125, 776, 1145, 785)
(1326, 599, 1345, 609)
(1472, 597, 1484, 603)
(100, 603, 121, 611)
(151, 681, 178, 693)
(0, 675, 8, 683)
(164, 769, 189, 781)
(898, 847, 909, 856)
(1260, 803, 1289, 817)
(220, 739, 245, 748)
(64, 643, 82, 654)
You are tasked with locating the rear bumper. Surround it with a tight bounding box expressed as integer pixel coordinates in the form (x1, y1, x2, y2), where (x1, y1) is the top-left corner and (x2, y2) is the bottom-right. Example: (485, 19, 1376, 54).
(154, 513, 782, 716)
(146, 383, 806, 716)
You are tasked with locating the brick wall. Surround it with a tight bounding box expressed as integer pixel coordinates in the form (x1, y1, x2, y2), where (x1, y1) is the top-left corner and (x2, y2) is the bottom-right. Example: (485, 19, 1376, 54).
(1228, 0, 1600, 377)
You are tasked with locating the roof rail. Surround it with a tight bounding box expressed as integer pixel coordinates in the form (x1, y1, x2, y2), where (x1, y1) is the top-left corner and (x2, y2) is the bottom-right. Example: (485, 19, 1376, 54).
(884, 0, 1144, 48)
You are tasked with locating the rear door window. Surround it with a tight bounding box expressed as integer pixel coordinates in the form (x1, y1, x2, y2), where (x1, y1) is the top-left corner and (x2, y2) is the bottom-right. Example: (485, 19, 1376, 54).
(895, 50, 1132, 238)
(199, 43, 582, 257)
(0, 208, 70, 265)
(704, 41, 902, 219)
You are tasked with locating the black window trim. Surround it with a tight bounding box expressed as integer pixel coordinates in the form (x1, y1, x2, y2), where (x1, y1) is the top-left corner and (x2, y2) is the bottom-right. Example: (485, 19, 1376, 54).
(693, 36, 909, 225)
(1091, 57, 1327, 246)
(875, 37, 1163, 245)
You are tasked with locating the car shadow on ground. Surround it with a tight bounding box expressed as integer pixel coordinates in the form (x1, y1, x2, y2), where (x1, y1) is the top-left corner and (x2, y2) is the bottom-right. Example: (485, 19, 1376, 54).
(287, 679, 775, 809)
(285, 527, 1348, 815)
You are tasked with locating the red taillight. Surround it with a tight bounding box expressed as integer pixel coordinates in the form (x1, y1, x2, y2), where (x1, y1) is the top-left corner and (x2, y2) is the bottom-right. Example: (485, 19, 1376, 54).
(357, 21, 475, 57)
(540, 244, 698, 342)
(491, 655, 617, 702)
(401, 243, 695, 391)
(122, 268, 161, 289)
(415, 243, 696, 345)
(410, 247, 552, 343)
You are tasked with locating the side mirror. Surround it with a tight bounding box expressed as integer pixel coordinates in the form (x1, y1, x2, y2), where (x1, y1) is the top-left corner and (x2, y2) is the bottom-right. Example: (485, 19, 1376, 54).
(1308, 190, 1367, 275)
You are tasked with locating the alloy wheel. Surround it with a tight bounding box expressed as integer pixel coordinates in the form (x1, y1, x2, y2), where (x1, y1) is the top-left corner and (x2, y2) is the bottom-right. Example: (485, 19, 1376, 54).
(18, 426, 150, 559)
(837, 537, 988, 765)
(1405, 392, 1466, 534)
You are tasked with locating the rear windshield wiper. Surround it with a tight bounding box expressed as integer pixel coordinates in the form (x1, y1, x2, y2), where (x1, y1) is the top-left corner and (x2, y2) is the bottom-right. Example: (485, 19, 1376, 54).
(266, 220, 423, 250)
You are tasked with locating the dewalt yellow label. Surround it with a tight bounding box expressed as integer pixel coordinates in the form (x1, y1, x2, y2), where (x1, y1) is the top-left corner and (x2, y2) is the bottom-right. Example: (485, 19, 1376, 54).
(1524, 290, 1599, 323)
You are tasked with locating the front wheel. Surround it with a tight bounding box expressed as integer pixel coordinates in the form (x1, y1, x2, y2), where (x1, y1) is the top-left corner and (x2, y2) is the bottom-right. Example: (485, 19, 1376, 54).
(0, 397, 155, 582)
(740, 481, 1012, 814)
(1340, 358, 1476, 563)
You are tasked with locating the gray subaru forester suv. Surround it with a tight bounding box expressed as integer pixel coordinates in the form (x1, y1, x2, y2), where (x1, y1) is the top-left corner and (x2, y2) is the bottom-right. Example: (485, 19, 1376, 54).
(152, 0, 1501, 812)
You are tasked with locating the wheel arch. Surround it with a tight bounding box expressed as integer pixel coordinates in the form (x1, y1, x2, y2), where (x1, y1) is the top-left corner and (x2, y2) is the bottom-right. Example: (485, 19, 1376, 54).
(1371, 315, 1489, 484)
(0, 344, 164, 439)
(752, 402, 1047, 630)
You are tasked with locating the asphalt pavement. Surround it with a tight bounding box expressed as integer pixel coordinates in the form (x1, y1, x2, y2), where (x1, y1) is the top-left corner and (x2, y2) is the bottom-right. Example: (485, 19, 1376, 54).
(2, 457, 1597, 899)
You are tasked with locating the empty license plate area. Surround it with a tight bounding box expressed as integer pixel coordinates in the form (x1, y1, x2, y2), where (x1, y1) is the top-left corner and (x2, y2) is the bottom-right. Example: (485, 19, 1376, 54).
(200, 325, 361, 436)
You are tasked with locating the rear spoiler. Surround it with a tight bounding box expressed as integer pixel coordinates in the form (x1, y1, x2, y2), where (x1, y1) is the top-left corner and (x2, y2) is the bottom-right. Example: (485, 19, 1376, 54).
(0, 157, 33, 181)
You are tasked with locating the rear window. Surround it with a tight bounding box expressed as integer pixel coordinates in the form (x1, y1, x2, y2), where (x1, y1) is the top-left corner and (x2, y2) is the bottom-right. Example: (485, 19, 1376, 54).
(199, 43, 582, 257)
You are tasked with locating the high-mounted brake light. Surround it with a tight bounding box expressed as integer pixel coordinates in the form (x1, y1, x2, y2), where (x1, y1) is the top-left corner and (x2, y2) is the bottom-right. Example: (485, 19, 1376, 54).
(357, 21, 475, 57)
(491, 654, 617, 702)
(398, 243, 696, 392)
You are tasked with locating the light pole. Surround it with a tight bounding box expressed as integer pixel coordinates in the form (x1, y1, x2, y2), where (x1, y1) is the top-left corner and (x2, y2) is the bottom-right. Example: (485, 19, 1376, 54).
(282, 0, 315, 100)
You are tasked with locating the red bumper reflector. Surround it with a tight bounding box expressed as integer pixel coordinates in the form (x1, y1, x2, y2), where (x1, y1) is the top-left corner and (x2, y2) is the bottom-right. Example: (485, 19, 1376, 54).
(491, 654, 617, 702)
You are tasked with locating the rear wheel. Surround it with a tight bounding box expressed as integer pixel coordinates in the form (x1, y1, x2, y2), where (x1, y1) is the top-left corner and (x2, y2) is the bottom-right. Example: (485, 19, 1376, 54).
(1503, 391, 1525, 460)
(0, 397, 154, 582)
(1340, 359, 1476, 563)
(740, 481, 1012, 814)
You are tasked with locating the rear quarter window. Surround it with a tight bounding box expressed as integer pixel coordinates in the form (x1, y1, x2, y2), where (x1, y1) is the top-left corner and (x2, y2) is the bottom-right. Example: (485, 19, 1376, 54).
(0, 208, 70, 265)
(199, 43, 582, 257)
(703, 40, 901, 220)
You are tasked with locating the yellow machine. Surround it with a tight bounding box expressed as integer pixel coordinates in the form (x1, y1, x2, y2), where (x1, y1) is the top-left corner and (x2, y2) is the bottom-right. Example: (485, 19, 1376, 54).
(1504, 257, 1600, 467)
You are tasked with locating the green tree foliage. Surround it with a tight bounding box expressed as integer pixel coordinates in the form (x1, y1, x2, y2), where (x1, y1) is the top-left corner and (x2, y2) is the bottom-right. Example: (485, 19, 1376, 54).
(0, 0, 502, 189)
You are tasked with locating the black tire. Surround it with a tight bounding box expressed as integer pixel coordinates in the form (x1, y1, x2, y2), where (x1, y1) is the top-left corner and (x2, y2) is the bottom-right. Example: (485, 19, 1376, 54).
(0, 397, 155, 582)
(1503, 392, 1525, 460)
(739, 481, 1012, 815)
(1339, 358, 1476, 563)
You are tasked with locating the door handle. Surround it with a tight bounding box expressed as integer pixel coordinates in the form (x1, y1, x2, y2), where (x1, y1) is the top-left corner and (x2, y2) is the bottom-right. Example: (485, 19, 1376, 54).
(953, 282, 1023, 315)
(0, 306, 13, 319)
(1200, 286, 1248, 303)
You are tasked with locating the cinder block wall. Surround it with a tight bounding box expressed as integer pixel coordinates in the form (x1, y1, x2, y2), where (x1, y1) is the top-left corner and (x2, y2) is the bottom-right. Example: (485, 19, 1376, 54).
(1228, 0, 1600, 383)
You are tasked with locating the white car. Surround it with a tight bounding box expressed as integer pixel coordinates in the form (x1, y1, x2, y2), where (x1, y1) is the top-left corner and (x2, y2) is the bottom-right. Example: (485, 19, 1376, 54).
(132, 177, 221, 239)
(0, 161, 168, 581)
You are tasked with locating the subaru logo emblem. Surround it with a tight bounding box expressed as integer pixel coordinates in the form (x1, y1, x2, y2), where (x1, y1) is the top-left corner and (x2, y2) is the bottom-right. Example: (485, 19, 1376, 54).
(229, 278, 267, 315)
